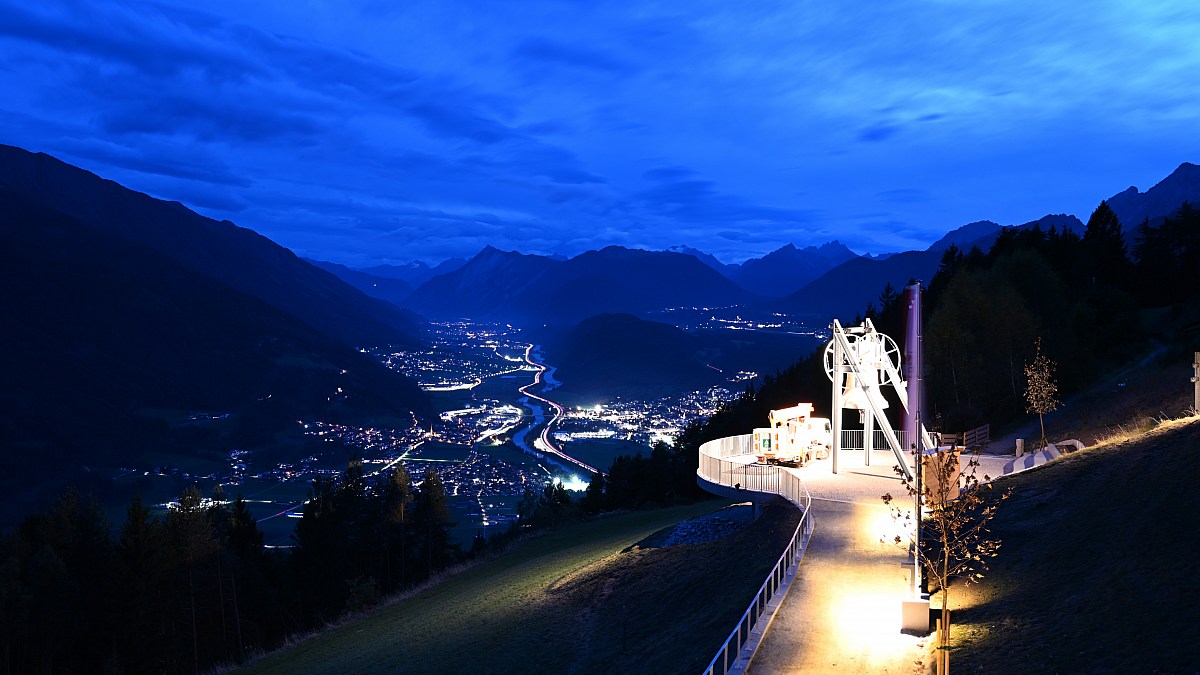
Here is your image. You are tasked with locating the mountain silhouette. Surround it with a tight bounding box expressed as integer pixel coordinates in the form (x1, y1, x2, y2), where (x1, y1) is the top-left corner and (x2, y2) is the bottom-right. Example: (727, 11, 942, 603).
(307, 258, 415, 308)
(0, 144, 422, 347)
(405, 245, 749, 323)
(360, 257, 468, 287)
(772, 220, 1009, 315)
(1105, 162, 1200, 233)
(543, 313, 723, 401)
(731, 241, 859, 297)
(0, 150, 432, 519)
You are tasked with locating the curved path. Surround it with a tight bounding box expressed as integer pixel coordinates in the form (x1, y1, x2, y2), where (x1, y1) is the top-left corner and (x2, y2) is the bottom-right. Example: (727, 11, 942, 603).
(750, 493, 927, 673)
(699, 438, 930, 674)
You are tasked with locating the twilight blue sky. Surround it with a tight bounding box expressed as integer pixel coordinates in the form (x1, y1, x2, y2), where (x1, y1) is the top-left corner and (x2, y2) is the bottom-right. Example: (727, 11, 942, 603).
(2, 0, 1199, 265)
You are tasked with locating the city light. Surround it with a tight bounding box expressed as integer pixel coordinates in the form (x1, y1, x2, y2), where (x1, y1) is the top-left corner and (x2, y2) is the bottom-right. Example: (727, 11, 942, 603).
(559, 475, 590, 491)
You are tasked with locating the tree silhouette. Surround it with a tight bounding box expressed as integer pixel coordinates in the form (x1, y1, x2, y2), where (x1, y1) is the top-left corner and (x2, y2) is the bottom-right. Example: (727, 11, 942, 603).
(884, 450, 1011, 675)
(414, 468, 454, 579)
(1082, 200, 1129, 288)
(382, 464, 414, 588)
(165, 485, 217, 673)
(1024, 337, 1060, 450)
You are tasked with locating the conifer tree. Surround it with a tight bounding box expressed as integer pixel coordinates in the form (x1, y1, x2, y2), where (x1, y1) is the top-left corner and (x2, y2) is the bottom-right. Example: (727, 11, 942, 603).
(414, 468, 454, 578)
(382, 464, 414, 587)
(1083, 200, 1129, 286)
(580, 472, 607, 514)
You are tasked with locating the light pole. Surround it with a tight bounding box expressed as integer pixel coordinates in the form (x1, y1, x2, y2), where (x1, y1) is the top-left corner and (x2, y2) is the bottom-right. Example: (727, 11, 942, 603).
(1192, 352, 1199, 412)
(831, 329, 843, 475)
(905, 282, 924, 598)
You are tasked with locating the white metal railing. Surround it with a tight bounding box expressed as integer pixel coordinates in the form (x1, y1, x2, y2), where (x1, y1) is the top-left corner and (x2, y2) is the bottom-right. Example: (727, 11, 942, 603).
(839, 429, 913, 452)
(698, 435, 814, 675)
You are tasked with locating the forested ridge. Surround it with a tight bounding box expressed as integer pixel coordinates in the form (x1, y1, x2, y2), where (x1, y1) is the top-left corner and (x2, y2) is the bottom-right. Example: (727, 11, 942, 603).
(676, 200, 1199, 450)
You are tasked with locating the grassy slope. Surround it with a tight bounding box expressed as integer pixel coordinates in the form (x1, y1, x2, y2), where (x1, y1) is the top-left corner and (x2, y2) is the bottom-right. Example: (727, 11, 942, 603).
(952, 417, 1200, 673)
(239, 500, 800, 675)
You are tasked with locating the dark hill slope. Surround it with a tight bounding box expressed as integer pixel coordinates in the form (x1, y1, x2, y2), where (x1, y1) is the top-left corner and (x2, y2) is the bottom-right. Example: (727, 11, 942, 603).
(956, 418, 1200, 672)
(307, 258, 415, 308)
(544, 314, 722, 401)
(0, 144, 421, 347)
(0, 186, 430, 517)
(239, 501, 800, 675)
(540, 311, 825, 404)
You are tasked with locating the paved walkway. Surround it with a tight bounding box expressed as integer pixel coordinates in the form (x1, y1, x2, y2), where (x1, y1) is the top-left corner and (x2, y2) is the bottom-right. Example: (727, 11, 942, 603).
(745, 448, 1009, 674)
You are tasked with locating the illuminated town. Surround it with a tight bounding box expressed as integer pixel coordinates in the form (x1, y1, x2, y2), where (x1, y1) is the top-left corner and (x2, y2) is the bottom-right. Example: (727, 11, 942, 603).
(143, 321, 766, 545)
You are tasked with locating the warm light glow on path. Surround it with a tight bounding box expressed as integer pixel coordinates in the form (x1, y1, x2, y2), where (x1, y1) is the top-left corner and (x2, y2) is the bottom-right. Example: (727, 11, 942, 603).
(743, 454, 931, 673)
(751, 497, 928, 673)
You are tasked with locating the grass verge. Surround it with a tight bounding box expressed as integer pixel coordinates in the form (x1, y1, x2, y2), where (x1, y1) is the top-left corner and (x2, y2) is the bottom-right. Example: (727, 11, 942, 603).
(237, 499, 800, 674)
(948, 415, 1200, 673)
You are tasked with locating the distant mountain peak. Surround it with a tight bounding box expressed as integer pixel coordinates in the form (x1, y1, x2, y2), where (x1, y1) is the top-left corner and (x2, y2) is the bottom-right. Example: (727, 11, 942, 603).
(405, 244, 746, 322)
(1023, 213, 1083, 233)
(1106, 161, 1200, 228)
(664, 245, 730, 273)
(471, 245, 539, 263)
(925, 220, 1001, 252)
(817, 240, 856, 255)
(730, 240, 861, 298)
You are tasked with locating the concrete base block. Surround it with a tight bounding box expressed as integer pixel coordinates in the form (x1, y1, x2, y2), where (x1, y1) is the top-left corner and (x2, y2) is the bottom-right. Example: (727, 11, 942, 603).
(901, 597, 931, 635)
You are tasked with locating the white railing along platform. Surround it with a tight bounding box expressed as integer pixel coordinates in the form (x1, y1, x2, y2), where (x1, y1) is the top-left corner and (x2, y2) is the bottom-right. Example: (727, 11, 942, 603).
(697, 434, 814, 675)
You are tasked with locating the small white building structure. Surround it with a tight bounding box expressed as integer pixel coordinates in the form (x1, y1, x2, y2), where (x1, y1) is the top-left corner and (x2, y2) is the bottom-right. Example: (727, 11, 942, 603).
(751, 402, 832, 466)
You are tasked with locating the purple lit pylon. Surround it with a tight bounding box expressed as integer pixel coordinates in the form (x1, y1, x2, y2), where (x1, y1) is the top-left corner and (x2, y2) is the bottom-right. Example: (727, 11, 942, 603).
(904, 281, 924, 597)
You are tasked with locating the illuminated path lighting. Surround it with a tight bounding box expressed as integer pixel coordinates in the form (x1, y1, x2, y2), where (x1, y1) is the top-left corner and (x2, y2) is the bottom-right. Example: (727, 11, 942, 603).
(752, 497, 927, 672)
(697, 436, 928, 673)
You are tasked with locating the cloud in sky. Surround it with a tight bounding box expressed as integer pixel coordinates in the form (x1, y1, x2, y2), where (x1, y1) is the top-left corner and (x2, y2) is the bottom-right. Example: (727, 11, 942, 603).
(2, 0, 1199, 265)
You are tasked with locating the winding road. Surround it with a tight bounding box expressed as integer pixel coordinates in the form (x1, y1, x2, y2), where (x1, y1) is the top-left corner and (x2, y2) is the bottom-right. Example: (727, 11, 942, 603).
(518, 344, 599, 475)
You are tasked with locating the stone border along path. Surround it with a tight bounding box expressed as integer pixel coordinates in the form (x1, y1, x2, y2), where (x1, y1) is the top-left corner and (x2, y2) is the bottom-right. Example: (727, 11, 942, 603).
(742, 448, 1010, 674)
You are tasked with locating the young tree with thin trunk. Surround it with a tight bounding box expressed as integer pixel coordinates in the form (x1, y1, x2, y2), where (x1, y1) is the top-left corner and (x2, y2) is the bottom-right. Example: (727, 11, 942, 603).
(884, 450, 1011, 675)
(1024, 337, 1060, 450)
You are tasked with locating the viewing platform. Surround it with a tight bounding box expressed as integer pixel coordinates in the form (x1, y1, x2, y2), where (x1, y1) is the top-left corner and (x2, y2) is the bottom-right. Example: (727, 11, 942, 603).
(698, 434, 930, 674)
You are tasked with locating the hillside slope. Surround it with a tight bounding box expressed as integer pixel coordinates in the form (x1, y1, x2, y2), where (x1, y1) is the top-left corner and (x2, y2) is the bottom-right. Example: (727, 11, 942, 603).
(0, 185, 430, 521)
(0, 144, 422, 347)
(543, 313, 725, 403)
(240, 501, 800, 674)
(954, 417, 1200, 672)
(307, 258, 415, 307)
